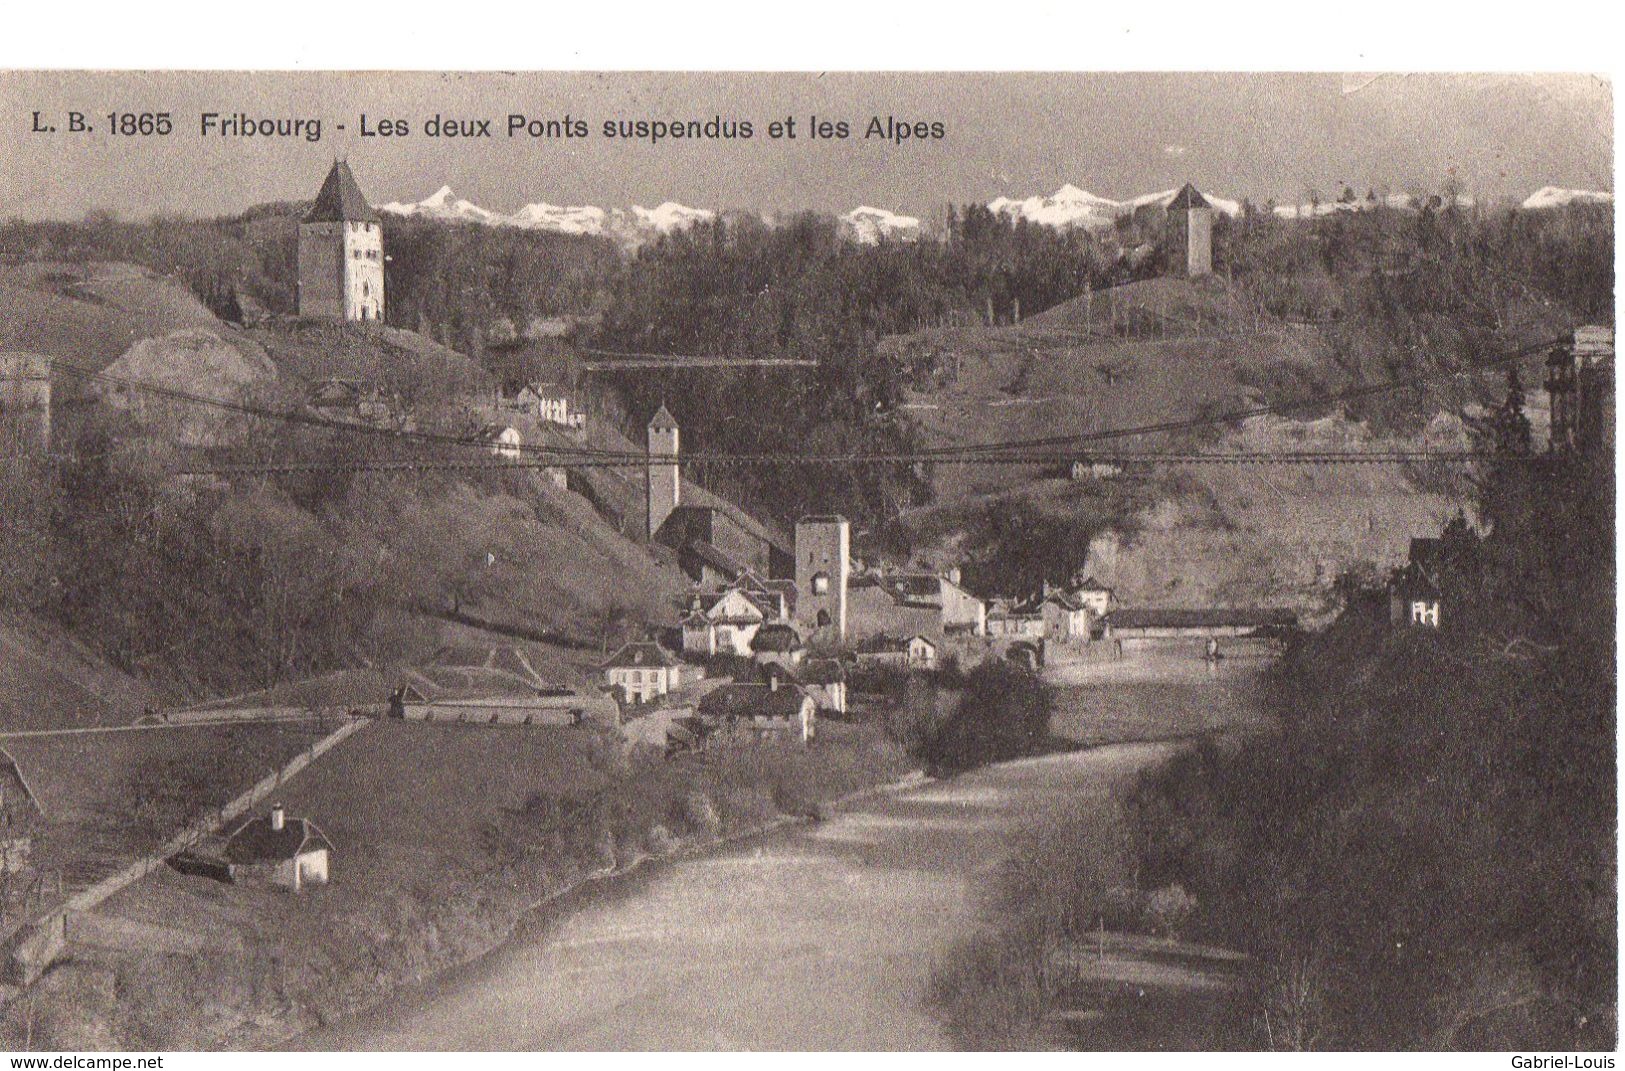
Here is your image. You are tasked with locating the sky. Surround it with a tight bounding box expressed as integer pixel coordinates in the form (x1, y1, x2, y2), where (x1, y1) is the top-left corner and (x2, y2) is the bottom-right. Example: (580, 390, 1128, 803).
(0, 71, 1613, 223)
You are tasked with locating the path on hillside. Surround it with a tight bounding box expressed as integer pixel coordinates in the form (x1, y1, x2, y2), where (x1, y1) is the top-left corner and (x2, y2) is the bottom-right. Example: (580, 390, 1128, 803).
(301, 740, 1177, 1051)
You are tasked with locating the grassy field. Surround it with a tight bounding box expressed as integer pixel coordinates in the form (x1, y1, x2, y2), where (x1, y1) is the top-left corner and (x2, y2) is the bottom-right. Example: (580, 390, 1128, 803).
(4, 721, 330, 888)
(9, 718, 916, 1049)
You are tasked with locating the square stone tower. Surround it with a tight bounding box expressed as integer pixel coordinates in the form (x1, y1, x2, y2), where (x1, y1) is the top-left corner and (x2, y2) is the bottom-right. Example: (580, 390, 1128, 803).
(298, 160, 385, 322)
(1165, 182, 1213, 278)
(646, 404, 680, 540)
(795, 515, 850, 642)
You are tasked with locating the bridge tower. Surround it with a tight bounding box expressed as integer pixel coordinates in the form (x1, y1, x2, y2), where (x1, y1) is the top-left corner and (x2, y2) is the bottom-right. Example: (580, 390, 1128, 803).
(795, 515, 850, 643)
(646, 404, 680, 540)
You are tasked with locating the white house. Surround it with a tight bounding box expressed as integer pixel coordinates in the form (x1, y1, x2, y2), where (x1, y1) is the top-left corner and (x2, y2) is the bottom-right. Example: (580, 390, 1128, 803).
(480, 424, 524, 460)
(515, 382, 583, 428)
(224, 805, 333, 892)
(680, 587, 769, 657)
(1069, 576, 1116, 617)
(854, 633, 938, 671)
(601, 641, 682, 704)
(1042, 591, 1092, 643)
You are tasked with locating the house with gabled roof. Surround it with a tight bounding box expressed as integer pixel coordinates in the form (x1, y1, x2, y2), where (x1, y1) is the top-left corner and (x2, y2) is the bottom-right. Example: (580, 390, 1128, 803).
(225, 804, 333, 892)
(1069, 576, 1116, 617)
(1042, 591, 1093, 643)
(853, 633, 938, 671)
(512, 381, 581, 428)
(680, 586, 768, 657)
(749, 622, 806, 668)
(697, 681, 816, 745)
(601, 641, 682, 705)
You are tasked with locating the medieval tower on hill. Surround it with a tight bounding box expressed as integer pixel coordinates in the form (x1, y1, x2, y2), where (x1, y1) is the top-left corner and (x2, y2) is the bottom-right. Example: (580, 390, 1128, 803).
(646, 404, 681, 541)
(1165, 182, 1213, 278)
(298, 160, 385, 322)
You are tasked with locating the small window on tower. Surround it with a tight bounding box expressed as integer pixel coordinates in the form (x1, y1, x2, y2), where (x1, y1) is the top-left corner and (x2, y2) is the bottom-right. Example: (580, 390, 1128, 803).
(812, 572, 830, 595)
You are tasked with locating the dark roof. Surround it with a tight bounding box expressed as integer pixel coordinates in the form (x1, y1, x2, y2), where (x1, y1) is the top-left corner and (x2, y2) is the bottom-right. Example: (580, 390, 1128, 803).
(1167, 183, 1210, 211)
(602, 641, 680, 670)
(698, 683, 810, 720)
(886, 574, 943, 603)
(1074, 576, 1112, 592)
(798, 658, 848, 685)
(750, 623, 804, 653)
(684, 539, 745, 581)
(225, 813, 332, 864)
(648, 404, 679, 430)
(1408, 537, 1444, 574)
(1044, 591, 1086, 612)
(1107, 608, 1298, 630)
(304, 160, 379, 223)
(1389, 563, 1441, 600)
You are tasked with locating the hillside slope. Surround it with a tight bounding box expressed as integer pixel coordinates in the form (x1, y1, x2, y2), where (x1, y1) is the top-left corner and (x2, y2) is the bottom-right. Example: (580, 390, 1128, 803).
(0, 260, 733, 699)
(882, 275, 1551, 616)
(0, 614, 158, 730)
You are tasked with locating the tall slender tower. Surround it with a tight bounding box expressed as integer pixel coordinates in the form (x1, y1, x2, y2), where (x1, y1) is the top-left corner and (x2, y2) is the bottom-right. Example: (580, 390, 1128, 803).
(1165, 182, 1213, 278)
(298, 160, 385, 322)
(795, 515, 850, 642)
(646, 404, 680, 540)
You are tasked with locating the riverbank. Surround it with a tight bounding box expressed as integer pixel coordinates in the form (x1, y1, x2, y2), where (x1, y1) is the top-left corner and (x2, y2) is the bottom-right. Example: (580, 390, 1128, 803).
(299, 742, 1181, 1049)
(0, 719, 918, 1050)
(930, 653, 1278, 1048)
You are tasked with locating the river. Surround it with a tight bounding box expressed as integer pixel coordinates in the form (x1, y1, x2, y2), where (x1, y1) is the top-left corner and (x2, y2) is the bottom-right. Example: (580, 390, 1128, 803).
(301, 650, 1273, 1050)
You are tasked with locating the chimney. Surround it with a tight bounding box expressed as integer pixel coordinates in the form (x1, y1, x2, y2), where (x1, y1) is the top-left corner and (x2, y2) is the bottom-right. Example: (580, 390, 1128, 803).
(947, 567, 962, 586)
(270, 804, 286, 832)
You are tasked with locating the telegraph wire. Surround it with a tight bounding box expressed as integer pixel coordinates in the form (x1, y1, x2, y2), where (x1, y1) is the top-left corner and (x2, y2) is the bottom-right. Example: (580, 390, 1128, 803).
(27, 331, 1567, 474)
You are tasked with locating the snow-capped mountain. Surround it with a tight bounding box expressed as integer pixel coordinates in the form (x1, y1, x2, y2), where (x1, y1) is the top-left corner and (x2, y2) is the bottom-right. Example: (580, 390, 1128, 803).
(1521, 186, 1613, 210)
(510, 201, 609, 236)
(378, 187, 716, 250)
(377, 185, 504, 225)
(841, 206, 922, 244)
(988, 184, 1124, 230)
(627, 201, 716, 234)
(987, 184, 1243, 230)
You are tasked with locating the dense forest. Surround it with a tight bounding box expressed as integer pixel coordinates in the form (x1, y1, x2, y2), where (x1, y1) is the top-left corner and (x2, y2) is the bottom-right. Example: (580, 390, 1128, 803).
(1128, 390, 1615, 1048)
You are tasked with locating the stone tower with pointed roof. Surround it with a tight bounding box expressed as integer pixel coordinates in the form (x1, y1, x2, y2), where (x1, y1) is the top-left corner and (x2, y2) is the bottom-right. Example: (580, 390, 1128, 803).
(1165, 182, 1213, 278)
(646, 404, 680, 541)
(297, 160, 385, 322)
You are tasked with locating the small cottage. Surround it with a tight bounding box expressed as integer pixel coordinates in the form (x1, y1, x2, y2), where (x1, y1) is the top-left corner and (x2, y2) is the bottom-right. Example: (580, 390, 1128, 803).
(225, 805, 332, 892)
(698, 682, 816, 745)
(749, 622, 806, 668)
(853, 633, 938, 671)
(1041, 591, 1092, 642)
(601, 641, 682, 704)
(481, 424, 524, 460)
(796, 658, 849, 715)
(1069, 576, 1116, 617)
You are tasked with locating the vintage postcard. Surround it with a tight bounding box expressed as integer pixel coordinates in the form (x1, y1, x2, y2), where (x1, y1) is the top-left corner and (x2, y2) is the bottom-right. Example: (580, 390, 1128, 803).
(0, 67, 1614, 1054)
